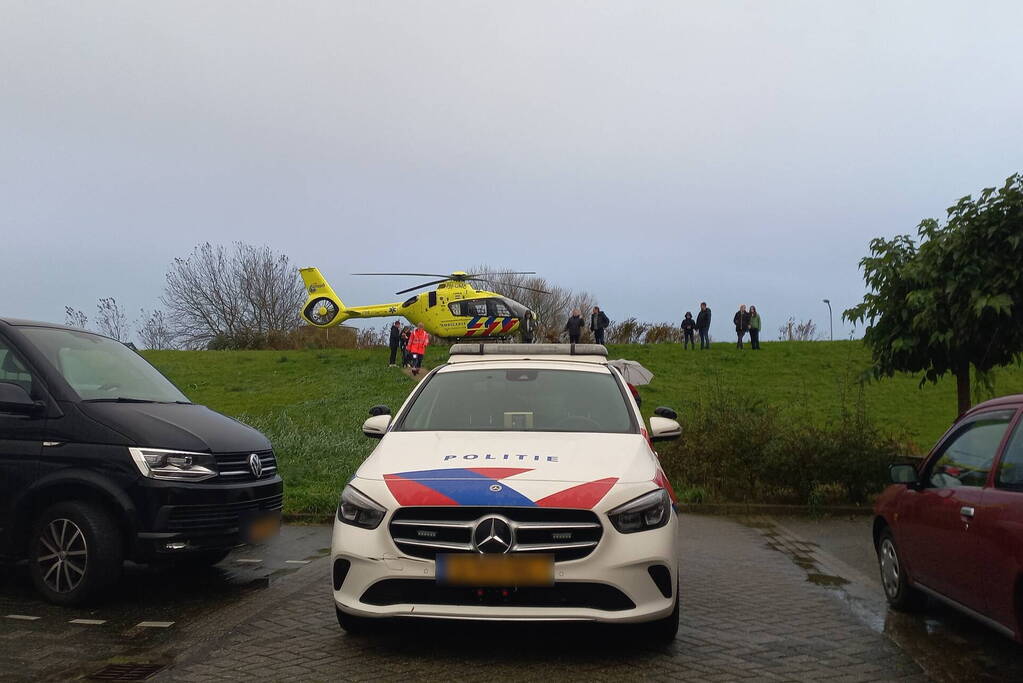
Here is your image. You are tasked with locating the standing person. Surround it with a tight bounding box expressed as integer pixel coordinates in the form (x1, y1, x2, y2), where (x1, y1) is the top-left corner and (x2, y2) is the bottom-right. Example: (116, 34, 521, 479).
(399, 326, 412, 367)
(696, 302, 712, 350)
(680, 312, 696, 349)
(387, 320, 401, 367)
(407, 323, 429, 376)
(733, 304, 750, 349)
(564, 309, 584, 344)
(590, 306, 610, 344)
(520, 310, 535, 344)
(749, 306, 762, 350)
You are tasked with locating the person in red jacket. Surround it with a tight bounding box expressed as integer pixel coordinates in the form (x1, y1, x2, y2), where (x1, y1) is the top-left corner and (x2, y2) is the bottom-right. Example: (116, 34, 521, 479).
(407, 323, 429, 376)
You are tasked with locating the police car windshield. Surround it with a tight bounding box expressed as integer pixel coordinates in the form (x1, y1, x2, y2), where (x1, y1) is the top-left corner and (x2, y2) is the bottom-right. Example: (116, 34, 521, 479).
(19, 327, 189, 403)
(398, 368, 634, 433)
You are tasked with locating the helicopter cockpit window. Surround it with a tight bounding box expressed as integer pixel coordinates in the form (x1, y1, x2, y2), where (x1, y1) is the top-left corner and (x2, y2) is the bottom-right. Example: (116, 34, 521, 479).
(488, 299, 513, 317)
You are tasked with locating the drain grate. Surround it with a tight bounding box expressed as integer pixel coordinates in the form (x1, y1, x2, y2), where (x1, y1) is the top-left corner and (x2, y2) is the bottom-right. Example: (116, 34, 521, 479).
(88, 663, 166, 681)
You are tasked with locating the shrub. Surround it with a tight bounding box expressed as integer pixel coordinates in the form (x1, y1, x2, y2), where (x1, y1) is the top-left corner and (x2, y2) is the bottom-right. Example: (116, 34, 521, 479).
(644, 323, 681, 344)
(657, 386, 901, 507)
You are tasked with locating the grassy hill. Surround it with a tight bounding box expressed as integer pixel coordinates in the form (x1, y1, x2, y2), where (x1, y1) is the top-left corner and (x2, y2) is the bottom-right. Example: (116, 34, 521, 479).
(144, 341, 1023, 515)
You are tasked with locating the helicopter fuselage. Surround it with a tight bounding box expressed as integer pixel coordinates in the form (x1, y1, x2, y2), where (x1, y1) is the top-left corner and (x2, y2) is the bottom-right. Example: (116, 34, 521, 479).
(300, 269, 529, 339)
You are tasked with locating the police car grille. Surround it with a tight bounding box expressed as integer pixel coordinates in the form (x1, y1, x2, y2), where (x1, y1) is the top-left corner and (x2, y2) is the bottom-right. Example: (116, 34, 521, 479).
(165, 493, 284, 531)
(215, 450, 277, 481)
(389, 507, 603, 562)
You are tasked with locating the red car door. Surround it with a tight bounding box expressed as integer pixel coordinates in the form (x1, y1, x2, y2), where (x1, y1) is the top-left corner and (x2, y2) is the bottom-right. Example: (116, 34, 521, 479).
(897, 409, 1015, 611)
(971, 409, 1023, 635)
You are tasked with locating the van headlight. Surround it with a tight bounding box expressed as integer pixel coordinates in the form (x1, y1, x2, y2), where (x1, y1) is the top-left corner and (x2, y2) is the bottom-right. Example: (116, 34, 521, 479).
(337, 484, 386, 529)
(608, 489, 671, 533)
(129, 447, 218, 482)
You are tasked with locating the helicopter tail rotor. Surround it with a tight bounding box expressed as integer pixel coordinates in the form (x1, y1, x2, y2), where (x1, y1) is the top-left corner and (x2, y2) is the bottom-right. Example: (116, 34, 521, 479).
(299, 267, 349, 327)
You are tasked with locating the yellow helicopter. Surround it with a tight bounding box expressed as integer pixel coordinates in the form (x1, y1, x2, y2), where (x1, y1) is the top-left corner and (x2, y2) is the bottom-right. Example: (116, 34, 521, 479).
(298, 268, 545, 339)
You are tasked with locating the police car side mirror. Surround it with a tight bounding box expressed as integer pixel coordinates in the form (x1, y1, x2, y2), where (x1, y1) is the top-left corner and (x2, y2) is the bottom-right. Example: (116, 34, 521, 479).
(362, 414, 391, 439)
(649, 416, 682, 442)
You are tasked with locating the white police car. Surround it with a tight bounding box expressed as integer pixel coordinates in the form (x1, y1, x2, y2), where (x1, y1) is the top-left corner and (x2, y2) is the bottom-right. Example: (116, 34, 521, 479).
(331, 344, 683, 639)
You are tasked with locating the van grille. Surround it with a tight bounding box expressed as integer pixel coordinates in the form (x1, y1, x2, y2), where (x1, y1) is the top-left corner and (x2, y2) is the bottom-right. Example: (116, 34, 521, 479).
(389, 507, 603, 562)
(165, 493, 284, 531)
(215, 450, 278, 481)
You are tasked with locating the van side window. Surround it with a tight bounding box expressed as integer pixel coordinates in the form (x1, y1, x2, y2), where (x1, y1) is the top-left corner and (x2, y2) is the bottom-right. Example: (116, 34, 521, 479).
(0, 341, 35, 396)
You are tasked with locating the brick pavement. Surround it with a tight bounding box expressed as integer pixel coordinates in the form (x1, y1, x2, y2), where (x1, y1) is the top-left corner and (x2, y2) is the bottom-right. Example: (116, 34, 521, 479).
(157, 514, 925, 682)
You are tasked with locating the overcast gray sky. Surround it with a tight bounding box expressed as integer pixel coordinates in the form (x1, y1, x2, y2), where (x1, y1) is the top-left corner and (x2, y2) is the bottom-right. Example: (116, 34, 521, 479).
(2, 1, 1021, 342)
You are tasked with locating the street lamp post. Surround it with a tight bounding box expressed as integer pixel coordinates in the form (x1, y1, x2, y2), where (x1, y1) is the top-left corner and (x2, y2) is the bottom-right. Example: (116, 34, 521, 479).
(822, 299, 833, 341)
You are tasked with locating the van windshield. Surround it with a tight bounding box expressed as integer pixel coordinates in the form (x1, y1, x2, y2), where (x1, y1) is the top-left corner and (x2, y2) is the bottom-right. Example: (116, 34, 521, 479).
(397, 368, 634, 433)
(19, 327, 189, 403)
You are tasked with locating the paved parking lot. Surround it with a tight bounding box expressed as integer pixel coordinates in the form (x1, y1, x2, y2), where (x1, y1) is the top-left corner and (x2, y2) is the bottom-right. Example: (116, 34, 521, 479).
(2, 514, 1020, 681)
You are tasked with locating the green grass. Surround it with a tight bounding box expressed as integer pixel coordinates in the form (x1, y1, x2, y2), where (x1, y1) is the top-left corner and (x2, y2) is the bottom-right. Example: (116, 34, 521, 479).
(143, 341, 1023, 514)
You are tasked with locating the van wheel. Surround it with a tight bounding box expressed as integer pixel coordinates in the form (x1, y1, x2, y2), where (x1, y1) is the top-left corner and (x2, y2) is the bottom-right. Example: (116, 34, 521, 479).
(877, 529, 925, 612)
(29, 502, 123, 606)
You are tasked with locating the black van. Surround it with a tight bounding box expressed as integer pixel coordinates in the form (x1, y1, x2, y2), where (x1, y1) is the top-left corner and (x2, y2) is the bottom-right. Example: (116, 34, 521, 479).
(0, 318, 283, 605)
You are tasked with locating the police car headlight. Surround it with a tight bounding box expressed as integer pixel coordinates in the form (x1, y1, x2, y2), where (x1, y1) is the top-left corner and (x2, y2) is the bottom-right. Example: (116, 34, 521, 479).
(129, 447, 218, 482)
(338, 484, 386, 529)
(608, 489, 670, 533)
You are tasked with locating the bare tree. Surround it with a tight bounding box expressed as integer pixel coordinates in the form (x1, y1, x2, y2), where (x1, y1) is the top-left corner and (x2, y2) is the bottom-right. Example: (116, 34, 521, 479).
(95, 297, 130, 342)
(162, 242, 305, 349)
(64, 306, 89, 330)
(777, 317, 819, 341)
(135, 309, 177, 350)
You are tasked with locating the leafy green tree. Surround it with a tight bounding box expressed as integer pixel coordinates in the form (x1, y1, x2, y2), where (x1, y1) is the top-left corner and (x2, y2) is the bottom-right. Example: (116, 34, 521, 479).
(845, 173, 1023, 417)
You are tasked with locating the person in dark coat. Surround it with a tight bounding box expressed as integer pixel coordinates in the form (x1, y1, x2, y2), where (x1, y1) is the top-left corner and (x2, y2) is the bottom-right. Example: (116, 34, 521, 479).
(520, 310, 535, 343)
(680, 312, 696, 349)
(388, 320, 402, 366)
(696, 302, 712, 350)
(733, 305, 751, 349)
(590, 307, 610, 344)
(564, 309, 585, 344)
(399, 326, 412, 366)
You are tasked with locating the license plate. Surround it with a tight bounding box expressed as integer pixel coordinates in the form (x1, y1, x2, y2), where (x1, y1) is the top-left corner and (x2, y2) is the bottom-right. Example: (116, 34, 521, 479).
(245, 513, 281, 543)
(437, 554, 554, 587)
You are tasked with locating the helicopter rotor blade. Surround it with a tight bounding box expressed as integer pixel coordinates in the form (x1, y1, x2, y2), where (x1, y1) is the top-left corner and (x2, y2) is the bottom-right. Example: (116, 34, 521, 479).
(465, 271, 537, 278)
(469, 278, 551, 295)
(394, 279, 451, 295)
(352, 272, 452, 278)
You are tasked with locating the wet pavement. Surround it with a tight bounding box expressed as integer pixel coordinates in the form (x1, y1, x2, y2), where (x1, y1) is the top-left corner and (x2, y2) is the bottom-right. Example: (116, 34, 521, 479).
(1, 516, 1020, 681)
(751, 516, 1023, 683)
(0, 525, 329, 680)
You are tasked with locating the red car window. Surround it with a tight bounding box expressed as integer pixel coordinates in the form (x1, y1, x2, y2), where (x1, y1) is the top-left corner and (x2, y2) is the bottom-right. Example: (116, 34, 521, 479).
(928, 410, 1015, 488)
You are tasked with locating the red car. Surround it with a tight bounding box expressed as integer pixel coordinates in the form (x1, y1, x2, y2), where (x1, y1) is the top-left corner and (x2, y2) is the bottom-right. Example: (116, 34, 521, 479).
(873, 394, 1023, 642)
